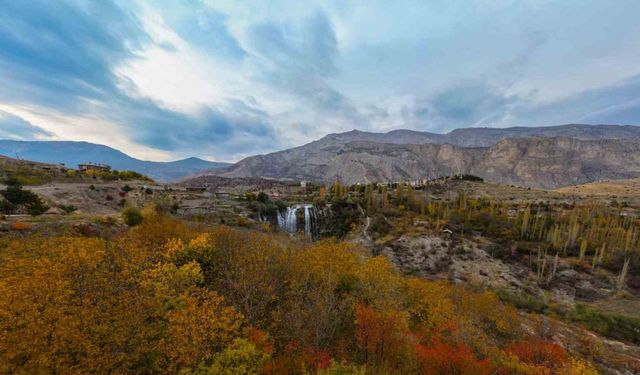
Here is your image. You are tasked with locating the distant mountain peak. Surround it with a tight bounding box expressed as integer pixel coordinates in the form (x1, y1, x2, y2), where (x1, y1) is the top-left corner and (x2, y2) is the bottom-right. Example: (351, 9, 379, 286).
(0, 140, 230, 181)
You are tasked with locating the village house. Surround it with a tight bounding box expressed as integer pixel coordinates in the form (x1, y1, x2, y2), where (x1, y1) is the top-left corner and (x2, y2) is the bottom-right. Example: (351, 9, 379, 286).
(78, 163, 111, 173)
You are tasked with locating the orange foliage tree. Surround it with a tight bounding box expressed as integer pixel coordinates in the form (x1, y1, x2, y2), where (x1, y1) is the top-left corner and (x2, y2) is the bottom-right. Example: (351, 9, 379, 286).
(0, 214, 600, 374)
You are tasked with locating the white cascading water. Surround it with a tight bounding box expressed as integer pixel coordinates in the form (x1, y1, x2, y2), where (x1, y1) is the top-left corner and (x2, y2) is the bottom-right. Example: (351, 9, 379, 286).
(277, 206, 298, 234)
(276, 204, 318, 238)
(303, 204, 317, 238)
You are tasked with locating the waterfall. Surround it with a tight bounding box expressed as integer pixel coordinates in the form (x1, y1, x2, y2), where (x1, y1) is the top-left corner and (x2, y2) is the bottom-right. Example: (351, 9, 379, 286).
(304, 204, 317, 238)
(277, 206, 298, 234)
(276, 204, 319, 239)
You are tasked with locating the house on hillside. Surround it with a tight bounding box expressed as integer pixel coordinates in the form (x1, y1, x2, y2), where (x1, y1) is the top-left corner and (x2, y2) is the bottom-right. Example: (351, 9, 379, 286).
(78, 163, 111, 173)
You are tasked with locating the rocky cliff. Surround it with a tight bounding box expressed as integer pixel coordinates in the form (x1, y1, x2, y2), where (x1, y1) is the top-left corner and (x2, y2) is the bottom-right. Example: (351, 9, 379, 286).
(200, 131, 640, 188)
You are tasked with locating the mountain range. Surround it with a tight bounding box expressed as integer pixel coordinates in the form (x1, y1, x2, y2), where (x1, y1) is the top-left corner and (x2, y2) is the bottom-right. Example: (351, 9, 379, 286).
(0, 140, 230, 182)
(199, 124, 640, 189)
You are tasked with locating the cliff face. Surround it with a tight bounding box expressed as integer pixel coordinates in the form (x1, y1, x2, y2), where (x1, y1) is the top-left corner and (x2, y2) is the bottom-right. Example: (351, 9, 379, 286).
(194, 125, 640, 189)
(470, 137, 640, 188)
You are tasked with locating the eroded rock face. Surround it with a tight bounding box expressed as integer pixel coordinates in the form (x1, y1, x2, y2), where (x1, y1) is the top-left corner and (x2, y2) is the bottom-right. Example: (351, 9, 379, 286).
(372, 233, 619, 307)
(380, 234, 529, 293)
(201, 127, 640, 188)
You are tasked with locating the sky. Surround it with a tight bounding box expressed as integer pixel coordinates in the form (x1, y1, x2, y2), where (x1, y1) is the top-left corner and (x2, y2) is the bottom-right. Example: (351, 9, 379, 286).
(1, 0, 640, 162)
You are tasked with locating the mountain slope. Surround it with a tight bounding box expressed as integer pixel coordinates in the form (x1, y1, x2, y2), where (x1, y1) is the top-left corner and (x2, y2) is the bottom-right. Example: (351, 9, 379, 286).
(0, 140, 230, 182)
(203, 136, 640, 188)
(444, 124, 640, 147)
(471, 137, 640, 188)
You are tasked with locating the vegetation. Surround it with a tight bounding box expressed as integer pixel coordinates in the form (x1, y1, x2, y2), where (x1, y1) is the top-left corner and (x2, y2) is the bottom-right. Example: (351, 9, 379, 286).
(566, 304, 640, 344)
(0, 178, 48, 215)
(342, 181, 640, 287)
(0, 214, 597, 374)
(122, 206, 144, 227)
(245, 192, 287, 217)
(81, 168, 153, 182)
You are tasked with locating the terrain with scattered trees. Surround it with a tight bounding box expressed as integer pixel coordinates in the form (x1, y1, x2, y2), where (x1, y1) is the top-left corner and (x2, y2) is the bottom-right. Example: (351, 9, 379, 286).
(1, 173, 640, 373)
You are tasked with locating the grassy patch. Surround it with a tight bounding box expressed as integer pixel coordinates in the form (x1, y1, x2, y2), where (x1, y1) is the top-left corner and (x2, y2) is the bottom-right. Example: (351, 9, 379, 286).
(566, 304, 640, 345)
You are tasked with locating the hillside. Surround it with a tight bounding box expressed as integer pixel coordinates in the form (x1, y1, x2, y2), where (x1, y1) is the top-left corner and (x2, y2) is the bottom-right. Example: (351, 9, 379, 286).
(0, 154, 72, 185)
(555, 178, 640, 197)
(201, 135, 640, 188)
(0, 140, 230, 182)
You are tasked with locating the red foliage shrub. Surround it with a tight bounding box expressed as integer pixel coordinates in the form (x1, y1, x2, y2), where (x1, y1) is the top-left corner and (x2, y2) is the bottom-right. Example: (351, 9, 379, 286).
(303, 347, 331, 370)
(506, 339, 568, 369)
(248, 328, 274, 355)
(416, 337, 491, 375)
(264, 341, 330, 374)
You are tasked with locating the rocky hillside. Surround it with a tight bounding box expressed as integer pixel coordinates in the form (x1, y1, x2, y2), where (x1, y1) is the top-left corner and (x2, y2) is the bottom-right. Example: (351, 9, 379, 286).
(204, 135, 640, 188)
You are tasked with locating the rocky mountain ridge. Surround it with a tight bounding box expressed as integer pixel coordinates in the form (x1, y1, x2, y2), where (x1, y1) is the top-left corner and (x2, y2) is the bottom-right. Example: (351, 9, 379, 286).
(319, 124, 640, 147)
(198, 124, 640, 188)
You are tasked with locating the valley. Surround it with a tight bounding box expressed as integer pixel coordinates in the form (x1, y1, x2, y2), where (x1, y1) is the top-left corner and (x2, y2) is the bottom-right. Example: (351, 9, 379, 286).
(2, 157, 640, 373)
(4, 2, 640, 373)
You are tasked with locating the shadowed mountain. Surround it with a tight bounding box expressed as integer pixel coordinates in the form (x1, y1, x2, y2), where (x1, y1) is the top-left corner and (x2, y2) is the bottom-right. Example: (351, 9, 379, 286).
(0, 140, 230, 182)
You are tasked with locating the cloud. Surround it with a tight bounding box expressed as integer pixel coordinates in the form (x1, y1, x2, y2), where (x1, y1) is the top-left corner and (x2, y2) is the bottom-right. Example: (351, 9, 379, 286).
(518, 74, 640, 125)
(0, 0, 280, 160)
(166, 3, 246, 60)
(401, 81, 520, 131)
(243, 10, 367, 126)
(116, 96, 276, 156)
(1, 0, 640, 161)
(0, 0, 147, 111)
(580, 99, 640, 125)
(0, 111, 53, 140)
(402, 73, 640, 132)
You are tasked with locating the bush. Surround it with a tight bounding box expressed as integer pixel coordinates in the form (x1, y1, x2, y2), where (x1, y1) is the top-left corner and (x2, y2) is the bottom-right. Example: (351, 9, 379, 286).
(11, 221, 32, 231)
(0, 184, 48, 215)
(1, 185, 38, 205)
(497, 290, 550, 314)
(27, 200, 49, 216)
(505, 339, 567, 369)
(0, 199, 16, 214)
(257, 192, 269, 204)
(369, 215, 392, 237)
(4, 177, 21, 187)
(59, 205, 78, 214)
(122, 207, 144, 227)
